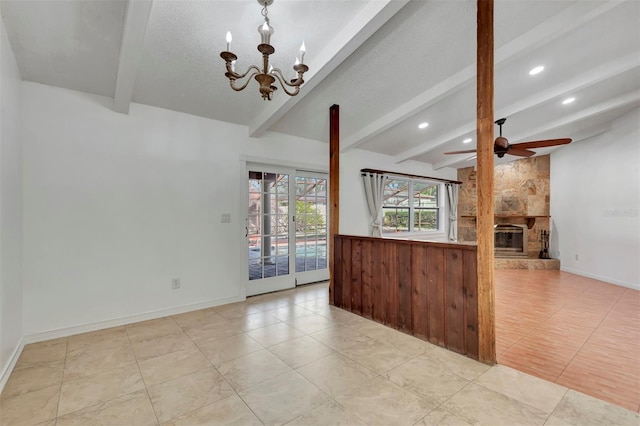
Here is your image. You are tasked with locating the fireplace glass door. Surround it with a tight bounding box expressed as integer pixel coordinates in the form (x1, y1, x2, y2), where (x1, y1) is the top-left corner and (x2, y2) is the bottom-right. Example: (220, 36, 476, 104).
(495, 224, 527, 256)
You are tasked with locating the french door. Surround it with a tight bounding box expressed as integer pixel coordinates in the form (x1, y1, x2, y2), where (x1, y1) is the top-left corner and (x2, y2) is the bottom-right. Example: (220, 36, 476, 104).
(246, 164, 328, 296)
(294, 172, 329, 285)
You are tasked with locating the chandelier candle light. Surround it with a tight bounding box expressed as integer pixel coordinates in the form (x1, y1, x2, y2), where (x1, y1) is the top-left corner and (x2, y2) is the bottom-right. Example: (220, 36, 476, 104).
(220, 0, 309, 100)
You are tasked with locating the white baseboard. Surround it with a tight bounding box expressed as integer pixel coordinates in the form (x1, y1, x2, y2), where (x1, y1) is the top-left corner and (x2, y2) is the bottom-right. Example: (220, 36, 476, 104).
(560, 267, 640, 291)
(23, 294, 245, 345)
(0, 337, 24, 395)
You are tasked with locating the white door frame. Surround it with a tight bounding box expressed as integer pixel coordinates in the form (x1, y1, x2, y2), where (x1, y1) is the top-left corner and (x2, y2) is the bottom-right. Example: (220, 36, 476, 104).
(240, 158, 329, 296)
(245, 162, 296, 296)
(294, 170, 330, 285)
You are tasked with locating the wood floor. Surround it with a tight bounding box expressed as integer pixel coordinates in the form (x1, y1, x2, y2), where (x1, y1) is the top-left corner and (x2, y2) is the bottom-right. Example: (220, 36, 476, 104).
(495, 269, 640, 412)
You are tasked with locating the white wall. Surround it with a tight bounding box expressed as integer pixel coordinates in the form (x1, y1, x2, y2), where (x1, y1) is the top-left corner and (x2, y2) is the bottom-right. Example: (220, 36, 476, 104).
(340, 149, 457, 239)
(550, 107, 640, 289)
(0, 14, 24, 387)
(21, 83, 458, 339)
(22, 83, 329, 336)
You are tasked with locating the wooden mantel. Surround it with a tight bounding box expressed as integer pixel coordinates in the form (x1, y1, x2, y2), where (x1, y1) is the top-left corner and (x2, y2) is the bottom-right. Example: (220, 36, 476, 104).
(461, 215, 549, 229)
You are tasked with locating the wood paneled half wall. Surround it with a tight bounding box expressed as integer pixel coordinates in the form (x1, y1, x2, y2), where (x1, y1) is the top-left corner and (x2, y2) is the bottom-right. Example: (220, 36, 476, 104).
(333, 235, 479, 360)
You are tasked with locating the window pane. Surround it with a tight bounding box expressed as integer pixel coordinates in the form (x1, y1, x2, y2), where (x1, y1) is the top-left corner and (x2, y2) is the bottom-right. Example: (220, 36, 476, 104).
(273, 217, 288, 235)
(413, 182, 439, 208)
(414, 209, 438, 231)
(276, 256, 289, 276)
(383, 207, 410, 233)
(295, 201, 325, 234)
(276, 174, 288, 193)
(383, 179, 410, 207)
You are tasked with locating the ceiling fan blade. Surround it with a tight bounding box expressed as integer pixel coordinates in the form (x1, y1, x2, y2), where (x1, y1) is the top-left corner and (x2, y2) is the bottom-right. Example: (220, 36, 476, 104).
(444, 149, 477, 155)
(508, 149, 536, 157)
(511, 138, 572, 149)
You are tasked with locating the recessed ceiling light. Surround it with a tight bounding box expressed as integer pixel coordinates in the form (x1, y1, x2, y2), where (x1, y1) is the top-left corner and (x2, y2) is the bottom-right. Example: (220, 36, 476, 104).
(562, 97, 575, 105)
(529, 65, 544, 75)
(463, 138, 472, 144)
(418, 122, 429, 129)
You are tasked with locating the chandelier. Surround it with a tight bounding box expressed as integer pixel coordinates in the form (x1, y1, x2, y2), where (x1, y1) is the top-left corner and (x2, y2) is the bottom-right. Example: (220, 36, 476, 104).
(220, 0, 309, 101)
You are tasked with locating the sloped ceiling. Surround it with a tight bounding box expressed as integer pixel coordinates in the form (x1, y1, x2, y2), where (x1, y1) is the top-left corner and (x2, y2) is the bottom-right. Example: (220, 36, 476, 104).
(2, 0, 638, 169)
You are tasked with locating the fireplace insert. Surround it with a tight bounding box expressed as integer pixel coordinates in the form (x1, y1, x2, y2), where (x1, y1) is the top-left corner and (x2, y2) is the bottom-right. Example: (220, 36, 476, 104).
(494, 224, 528, 257)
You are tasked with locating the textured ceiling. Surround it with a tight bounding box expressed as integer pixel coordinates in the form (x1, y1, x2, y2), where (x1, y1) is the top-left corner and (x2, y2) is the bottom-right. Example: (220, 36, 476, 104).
(1, 0, 126, 97)
(2, 0, 638, 169)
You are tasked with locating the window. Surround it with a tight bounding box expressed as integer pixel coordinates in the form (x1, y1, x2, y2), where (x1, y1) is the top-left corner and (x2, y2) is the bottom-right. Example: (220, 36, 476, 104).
(382, 178, 441, 233)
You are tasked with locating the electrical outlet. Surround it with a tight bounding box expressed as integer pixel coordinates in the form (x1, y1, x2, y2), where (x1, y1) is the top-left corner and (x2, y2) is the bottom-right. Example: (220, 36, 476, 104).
(575, 254, 579, 261)
(221, 213, 231, 223)
(172, 278, 181, 289)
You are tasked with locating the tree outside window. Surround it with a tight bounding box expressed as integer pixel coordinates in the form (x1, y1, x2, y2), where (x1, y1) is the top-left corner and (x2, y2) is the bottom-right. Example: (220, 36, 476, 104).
(383, 178, 440, 233)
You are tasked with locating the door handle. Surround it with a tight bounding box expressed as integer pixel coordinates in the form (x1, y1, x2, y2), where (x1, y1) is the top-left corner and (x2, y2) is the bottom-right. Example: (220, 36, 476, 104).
(245, 227, 248, 238)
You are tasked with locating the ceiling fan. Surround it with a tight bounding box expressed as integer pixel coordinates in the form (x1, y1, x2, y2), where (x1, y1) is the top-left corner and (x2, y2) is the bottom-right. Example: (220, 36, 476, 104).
(444, 118, 572, 158)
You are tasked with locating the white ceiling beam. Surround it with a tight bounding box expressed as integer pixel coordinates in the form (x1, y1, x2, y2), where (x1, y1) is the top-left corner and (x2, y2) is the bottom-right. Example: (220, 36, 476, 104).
(394, 54, 640, 163)
(113, 0, 153, 114)
(342, 69, 475, 152)
(432, 93, 639, 170)
(508, 92, 639, 143)
(341, 0, 624, 153)
(248, 0, 409, 138)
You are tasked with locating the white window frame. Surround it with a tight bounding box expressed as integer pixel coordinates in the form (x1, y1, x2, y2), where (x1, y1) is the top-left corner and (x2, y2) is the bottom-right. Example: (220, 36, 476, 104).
(381, 177, 445, 237)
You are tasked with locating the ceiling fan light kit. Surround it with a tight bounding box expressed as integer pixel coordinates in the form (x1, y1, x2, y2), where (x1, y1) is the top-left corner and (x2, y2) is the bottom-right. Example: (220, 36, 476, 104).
(220, 0, 309, 100)
(444, 117, 572, 159)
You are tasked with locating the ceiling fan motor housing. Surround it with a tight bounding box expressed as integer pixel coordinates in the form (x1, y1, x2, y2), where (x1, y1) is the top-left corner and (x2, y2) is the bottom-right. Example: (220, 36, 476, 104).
(494, 136, 509, 157)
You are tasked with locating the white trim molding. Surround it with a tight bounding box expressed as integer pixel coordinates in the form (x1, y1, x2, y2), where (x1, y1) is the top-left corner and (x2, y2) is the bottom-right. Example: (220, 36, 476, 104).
(0, 337, 25, 394)
(22, 295, 244, 345)
(561, 267, 640, 291)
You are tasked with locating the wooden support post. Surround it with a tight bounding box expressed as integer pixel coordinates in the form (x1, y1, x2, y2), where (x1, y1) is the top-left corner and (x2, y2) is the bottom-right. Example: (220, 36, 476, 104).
(476, 0, 496, 363)
(329, 104, 340, 306)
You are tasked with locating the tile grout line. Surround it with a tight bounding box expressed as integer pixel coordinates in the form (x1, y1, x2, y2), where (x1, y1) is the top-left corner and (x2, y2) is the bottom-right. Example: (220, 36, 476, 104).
(231, 294, 327, 425)
(125, 324, 161, 425)
(53, 332, 152, 421)
(165, 319, 252, 425)
(53, 337, 70, 425)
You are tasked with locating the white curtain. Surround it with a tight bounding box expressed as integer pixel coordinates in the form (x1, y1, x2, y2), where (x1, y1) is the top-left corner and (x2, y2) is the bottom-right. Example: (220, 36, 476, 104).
(446, 183, 460, 241)
(361, 172, 387, 237)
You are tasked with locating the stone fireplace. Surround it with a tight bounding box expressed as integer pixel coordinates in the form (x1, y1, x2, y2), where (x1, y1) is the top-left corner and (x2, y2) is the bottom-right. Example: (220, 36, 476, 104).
(494, 224, 528, 257)
(456, 155, 560, 269)
(457, 155, 551, 257)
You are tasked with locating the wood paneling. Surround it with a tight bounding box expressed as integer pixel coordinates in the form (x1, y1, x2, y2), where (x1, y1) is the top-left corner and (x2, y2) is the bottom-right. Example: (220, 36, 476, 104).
(361, 240, 373, 319)
(372, 242, 385, 324)
(445, 249, 465, 353)
(333, 236, 342, 308)
(397, 244, 413, 333)
(464, 249, 479, 357)
(351, 239, 363, 315)
(384, 242, 398, 329)
(427, 246, 445, 347)
(411, 245, 429, 340)
(333, 235, 479, 360)
(340, 237, 351, 311)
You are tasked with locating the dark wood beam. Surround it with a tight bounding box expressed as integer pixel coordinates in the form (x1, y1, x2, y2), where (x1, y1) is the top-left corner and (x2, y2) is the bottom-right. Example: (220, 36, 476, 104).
(476, 0, 496, 364)
(329, 104, 340, 305)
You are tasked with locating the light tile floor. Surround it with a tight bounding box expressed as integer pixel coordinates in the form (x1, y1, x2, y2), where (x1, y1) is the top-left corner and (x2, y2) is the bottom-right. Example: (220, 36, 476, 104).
(1, 282, 639, 426)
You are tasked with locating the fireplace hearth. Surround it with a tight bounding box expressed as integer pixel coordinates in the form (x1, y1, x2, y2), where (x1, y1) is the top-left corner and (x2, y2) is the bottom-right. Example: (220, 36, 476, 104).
(495, 224, 528, 257)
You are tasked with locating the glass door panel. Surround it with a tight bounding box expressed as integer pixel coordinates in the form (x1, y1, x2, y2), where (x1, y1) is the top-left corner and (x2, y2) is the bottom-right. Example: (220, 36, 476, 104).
(246, 167, 295, 295)
(295, 173, 329, 284)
